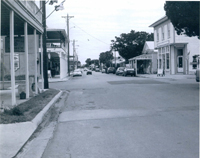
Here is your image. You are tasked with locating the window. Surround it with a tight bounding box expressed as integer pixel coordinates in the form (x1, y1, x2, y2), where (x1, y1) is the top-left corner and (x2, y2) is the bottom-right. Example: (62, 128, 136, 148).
(157, 30, 159, 41)
(167, 23, 170, 38)
(162, 26, 164, 40)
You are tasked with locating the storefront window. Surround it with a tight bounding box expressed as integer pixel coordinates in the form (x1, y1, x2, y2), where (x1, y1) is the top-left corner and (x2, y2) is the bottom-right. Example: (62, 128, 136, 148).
(166, 53, 169, 69)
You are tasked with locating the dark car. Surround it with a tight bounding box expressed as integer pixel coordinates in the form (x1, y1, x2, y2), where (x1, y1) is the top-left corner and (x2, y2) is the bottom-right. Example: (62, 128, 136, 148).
(87, 70, 92, 75)
(123, 68, 136, 76)
(107, 67, 116, 74)
(116, 67, 125, 75)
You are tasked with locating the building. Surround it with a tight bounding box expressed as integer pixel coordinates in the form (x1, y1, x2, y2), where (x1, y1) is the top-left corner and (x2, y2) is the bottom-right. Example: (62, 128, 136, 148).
(111, 56, 126, 68)
(1, 0, 44, 105)
(129, 41, 158, 75)
(149, 16, 199, 75)
(44, 29, 68, 79)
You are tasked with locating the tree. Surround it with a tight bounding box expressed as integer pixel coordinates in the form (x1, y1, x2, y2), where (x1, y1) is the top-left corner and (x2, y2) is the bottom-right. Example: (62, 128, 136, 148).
(91, 59, 99, 66)
(85, 58, 91, 66)
(111, 30, 153, 61)
(99, 51, 113, 66)
(164, 1, 199, 38)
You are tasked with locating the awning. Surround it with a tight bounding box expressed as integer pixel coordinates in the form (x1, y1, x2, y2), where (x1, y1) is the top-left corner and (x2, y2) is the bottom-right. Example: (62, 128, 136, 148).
(129, 54, 152, 61)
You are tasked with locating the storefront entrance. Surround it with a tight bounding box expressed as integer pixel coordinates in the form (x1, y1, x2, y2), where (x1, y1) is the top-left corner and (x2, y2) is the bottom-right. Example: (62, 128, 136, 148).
(177, 49, 183, 73)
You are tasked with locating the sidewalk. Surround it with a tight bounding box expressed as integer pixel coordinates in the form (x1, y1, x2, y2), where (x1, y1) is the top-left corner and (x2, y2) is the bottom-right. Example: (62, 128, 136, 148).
(137, 74, 196, 80)
(0, 76, 70, 158)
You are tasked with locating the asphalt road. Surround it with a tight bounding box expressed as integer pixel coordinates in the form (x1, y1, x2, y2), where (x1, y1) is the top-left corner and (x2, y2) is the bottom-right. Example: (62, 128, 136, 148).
(41, 71, 199, 158)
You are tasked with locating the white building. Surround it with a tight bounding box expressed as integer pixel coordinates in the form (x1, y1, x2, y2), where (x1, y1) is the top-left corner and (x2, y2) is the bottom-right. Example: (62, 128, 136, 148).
(129, 41, 158, 75)
(149, 16, 199, 75)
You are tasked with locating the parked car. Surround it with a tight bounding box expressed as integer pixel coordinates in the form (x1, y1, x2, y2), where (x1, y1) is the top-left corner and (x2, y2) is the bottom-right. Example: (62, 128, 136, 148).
(72, 69, 82, 77)
(107, 67, 116, 74)
(101, 69, 106, 73)
(87, 70, 92, 75)
(95, 68, 100, 72)
(123, 68, 136, 76)
(116, 67, 125, 75)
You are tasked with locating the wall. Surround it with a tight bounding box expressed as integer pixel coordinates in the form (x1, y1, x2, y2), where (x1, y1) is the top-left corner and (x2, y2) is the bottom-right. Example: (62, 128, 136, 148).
(3, 35, 40, 78)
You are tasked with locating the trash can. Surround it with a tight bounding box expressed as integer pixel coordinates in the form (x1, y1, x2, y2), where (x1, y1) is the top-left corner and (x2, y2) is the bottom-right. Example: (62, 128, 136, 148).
(20, 91, 26, 99)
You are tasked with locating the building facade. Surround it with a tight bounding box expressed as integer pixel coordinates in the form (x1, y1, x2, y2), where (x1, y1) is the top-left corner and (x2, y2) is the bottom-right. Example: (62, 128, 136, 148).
(1, 0, 44, 105)
(149, 16, 199, 75)
(129, 41, 157, 75)
(43, 29, 68, 79)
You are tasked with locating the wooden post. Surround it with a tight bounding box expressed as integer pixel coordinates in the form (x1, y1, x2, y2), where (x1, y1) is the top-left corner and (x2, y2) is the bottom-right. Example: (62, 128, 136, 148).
(24, 22, 29, 98)
(10, 10, 16, 106)
(34, 29, 38, 94)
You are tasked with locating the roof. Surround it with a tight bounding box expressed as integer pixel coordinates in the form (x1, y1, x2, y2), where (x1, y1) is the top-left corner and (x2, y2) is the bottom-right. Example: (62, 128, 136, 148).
(46, 28, 67, 42)
(149, 16, 169, 27)
(142, 41, 156, 54)
(146, 41, 154, 50)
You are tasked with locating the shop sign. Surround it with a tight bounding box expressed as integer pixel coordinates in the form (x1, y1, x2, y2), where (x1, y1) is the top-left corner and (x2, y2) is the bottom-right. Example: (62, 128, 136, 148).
(14, 54, 20, 71)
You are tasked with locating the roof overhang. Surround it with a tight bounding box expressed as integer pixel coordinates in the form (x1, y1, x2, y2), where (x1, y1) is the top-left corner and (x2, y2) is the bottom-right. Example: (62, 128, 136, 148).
(170, 43, 188, 48)
(46, 29, 67, 43)
(129, 54, 153, 61)
(149, 16, 168, 27)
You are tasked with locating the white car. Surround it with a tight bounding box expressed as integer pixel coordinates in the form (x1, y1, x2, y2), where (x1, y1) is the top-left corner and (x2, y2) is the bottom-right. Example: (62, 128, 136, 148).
(72, 69, 82, 77)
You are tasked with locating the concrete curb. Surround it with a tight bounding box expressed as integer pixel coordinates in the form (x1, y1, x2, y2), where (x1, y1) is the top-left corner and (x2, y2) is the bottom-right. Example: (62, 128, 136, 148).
(32, 91, 63, 126)
(0, 90, 63, 158)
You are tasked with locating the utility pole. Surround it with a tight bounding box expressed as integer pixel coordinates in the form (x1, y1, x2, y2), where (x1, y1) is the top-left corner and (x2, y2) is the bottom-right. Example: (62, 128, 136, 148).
(73, 39, 75, 71)
(42, 0, 49, 89)
(62, 14, 74, 76)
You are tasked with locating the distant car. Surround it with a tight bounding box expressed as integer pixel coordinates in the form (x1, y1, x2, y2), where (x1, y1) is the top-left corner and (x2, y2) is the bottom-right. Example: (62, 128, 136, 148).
(116, 67, 125, 75)
(95, 68, 100, 72)
(107, 67, 116, 74)
(123, 68, 136, 77)
(101, 69, 106, 73)
(87, 70, 92, 75)
(195, 56, 200, 82)
(72, 69, 82, 77)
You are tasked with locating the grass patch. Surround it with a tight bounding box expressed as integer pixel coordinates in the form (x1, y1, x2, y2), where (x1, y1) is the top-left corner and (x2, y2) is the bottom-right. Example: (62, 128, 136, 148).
(0, 89, 60, 124)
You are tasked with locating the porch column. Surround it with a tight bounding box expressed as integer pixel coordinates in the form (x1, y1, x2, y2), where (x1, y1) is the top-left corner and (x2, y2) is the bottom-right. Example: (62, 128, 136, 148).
(24, 22, 29, 98)
(10, 10, 16, 106)
(34, 29, 38, 94)
(60, 52, 65, 79)
(40, 35, 44, 89)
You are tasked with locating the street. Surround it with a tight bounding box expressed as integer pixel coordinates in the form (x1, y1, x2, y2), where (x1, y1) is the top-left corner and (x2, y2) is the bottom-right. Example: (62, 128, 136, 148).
(27, 71, 200, 158)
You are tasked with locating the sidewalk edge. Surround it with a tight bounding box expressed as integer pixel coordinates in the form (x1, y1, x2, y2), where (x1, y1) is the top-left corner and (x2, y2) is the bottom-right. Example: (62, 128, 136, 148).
(32, 90, 63, 127)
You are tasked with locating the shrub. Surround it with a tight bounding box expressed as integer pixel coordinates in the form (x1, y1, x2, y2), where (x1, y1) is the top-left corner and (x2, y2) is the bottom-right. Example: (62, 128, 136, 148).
(4, 106, 23, 116)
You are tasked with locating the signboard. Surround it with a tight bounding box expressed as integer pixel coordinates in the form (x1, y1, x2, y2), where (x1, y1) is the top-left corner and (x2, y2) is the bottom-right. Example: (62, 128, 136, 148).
(14, 54, 20, 71)
(5, 37, 24, 52)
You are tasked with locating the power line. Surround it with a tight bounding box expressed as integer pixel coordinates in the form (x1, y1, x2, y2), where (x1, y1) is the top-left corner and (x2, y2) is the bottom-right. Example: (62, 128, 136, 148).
(71, 22, 110, 45)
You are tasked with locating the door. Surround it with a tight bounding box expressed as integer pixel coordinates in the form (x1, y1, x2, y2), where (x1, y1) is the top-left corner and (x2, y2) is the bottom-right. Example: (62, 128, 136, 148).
(177, 56, 183, 73)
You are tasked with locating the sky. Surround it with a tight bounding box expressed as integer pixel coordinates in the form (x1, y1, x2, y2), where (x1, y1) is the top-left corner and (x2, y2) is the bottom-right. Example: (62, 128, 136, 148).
(46, 0, 167, 65)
